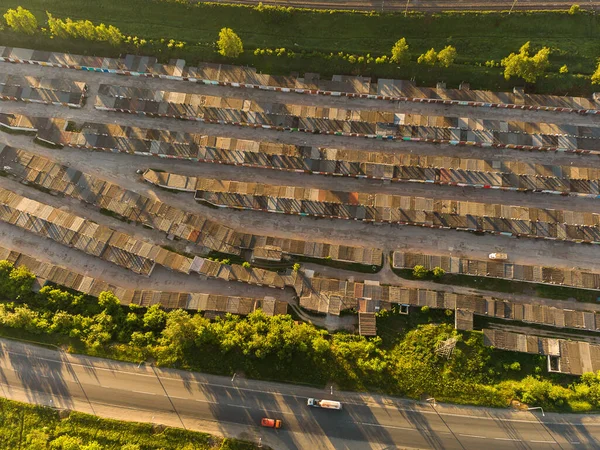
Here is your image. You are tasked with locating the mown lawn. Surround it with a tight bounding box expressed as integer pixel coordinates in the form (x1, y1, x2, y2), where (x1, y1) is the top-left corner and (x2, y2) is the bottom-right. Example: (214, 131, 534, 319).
(3, 1, 600, 93)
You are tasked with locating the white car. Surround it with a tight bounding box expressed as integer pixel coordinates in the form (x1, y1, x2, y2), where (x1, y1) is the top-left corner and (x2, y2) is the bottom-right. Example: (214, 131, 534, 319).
(488, 253, 508, 261)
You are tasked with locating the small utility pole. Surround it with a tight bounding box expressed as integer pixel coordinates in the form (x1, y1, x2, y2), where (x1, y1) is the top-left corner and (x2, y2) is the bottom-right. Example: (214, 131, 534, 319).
(509, 0, 518, 14)
(404, 0, 410, 17)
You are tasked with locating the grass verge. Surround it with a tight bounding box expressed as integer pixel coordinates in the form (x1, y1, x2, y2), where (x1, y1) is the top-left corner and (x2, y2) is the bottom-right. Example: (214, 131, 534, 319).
(0, 396, 262, 449)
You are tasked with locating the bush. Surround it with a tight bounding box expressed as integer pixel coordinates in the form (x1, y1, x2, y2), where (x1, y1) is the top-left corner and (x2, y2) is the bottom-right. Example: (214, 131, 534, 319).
(293, 263, 301, 272)
(217, 27, 243, 58)
(432, 266, 445, 279)
(437, 45, 457, 68)
(3, 7, 37, 35)
(242, 261, 251, 268)
(559, 64, 569, 74)
(417, 48, 438, 66)
(412, 265, 429, 279)
(509, 362, 521, 371)
(390, 38, 409, 64)
(420, 305, 430, 313)
(568, 4, 581, 14)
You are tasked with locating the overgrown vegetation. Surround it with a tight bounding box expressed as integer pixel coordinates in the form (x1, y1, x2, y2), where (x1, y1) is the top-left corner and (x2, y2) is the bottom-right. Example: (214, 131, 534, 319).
(2, 3, 600, 94)
(0, 396, 260, 449)
(0, 260, 599, 412)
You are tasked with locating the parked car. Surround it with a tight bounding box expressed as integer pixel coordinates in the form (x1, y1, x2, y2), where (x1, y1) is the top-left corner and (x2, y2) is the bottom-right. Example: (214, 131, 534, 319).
(488, 252, 508, 261)
(261, 417, 282, 428)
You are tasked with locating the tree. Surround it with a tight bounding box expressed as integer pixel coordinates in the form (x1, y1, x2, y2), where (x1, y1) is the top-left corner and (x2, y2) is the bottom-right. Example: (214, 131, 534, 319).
(559, 64, 569, 74)
(390, 38, 409, 64)
(143, 304, 168, 332)
(437, 45, 457, 68)
(98, 291, 122, 317)
(4, 7, 38, 35)
(432, 266, 445, 279)
(501, 41, 550, 83)
(217, 28, 244, 58)
(293, 263, 301, 272)
(417, 48, 438, 66)
(412, 265, 429, 279)
(242, 261, 251, 268)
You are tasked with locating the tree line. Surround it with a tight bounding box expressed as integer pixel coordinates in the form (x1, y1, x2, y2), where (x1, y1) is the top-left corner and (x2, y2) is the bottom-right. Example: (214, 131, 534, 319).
(4, 6, 600, 86)
(0, 260, 599, 412)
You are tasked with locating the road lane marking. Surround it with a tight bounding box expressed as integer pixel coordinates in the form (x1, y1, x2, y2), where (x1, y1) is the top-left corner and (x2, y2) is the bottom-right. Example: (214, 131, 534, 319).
(131, 390, 157, 395)
(227, 404, 251, 409)
(530, 440, 555, 443)
(459, 434, 486, 439)
(357, 421, 442, 433)
(570, 442, 581, 445)
(495, 437, 522, 441)
(4, 348, 600, 428)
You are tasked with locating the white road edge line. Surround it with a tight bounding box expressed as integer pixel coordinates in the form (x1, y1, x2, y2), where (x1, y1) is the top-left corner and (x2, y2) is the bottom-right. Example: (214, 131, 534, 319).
(530, 440, 555, 443)
(459, 434, 486, 439)
(494, 437, 521, 441)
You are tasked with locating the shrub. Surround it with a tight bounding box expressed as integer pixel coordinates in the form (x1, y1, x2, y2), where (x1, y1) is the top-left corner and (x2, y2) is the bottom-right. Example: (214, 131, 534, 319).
(568, 4, 581, 14)
(432, 266, 445, 279)
(417, 48, 438, 66)
(421, 305, 430, 313)
(559, 64, 569, 74)
(217, 27, 243, 58)
(509, 362, 521, 371)
(293, 263, 301, 272)
(4, 7, 37, 35)
(445, 309, 453, 317)
(390, 38, 409, 64)
(242, 261, 251, 268)
(412, 265, 429, 279)
(437, 45, 457, 68)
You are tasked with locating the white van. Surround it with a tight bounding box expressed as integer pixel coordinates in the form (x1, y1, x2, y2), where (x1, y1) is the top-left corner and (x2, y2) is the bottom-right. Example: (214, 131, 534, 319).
(307, 398, 343, 410)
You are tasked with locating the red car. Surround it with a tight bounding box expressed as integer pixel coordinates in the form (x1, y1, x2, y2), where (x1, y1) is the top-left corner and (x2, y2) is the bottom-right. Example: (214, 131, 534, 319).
(261, 417, 282, 429)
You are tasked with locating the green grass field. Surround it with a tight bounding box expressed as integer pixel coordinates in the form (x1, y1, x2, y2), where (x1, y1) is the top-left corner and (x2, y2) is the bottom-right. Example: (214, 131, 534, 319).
(3, 1, 600, 94)
(0, 396, 259, 449)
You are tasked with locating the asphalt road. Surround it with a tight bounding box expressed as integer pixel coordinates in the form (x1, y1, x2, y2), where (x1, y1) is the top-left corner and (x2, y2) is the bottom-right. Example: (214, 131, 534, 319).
(0, 339, 598, 449)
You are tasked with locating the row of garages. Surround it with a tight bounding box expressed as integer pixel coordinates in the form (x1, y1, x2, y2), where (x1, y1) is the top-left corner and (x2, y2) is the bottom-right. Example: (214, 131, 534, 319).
(393, 250, 600, 290)
(25, 115, 600, 197)
(293, 272, 600, 334)
(94, 84, 600, 152)
(3, 45, 600, 114)
(0, 244, 287, 316)
(0, 74, 86, 107)
(0, 145, 383, 267)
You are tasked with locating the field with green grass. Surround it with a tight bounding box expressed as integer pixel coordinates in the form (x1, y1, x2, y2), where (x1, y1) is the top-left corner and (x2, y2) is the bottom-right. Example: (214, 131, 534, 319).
(0, 396, 259, 450)
(3, 1, 600, 93)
